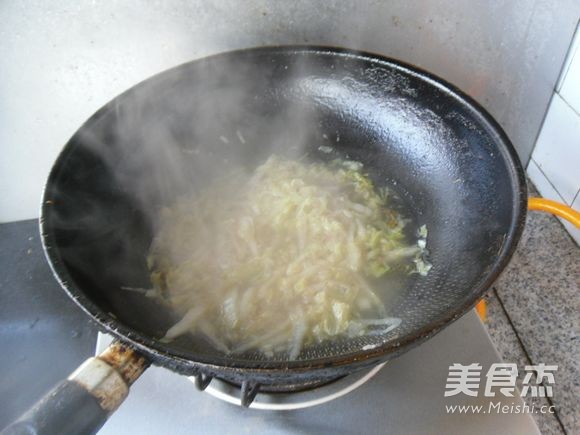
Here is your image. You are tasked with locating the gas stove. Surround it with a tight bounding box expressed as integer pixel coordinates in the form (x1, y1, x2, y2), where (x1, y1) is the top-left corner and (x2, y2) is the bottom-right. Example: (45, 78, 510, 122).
(96, 311, 539, 434)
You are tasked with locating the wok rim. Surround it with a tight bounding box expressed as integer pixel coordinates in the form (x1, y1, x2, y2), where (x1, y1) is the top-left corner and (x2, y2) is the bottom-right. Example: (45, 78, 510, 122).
(40, 45, 528, 374)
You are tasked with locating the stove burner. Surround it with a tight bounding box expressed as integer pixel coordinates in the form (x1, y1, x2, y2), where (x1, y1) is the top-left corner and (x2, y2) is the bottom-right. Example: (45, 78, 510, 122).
(188, 363, 386, 410)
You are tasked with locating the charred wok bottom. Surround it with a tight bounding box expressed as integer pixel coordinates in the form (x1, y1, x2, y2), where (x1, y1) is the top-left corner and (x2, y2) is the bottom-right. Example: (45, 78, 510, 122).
(189, 368, 349, 407)
(163, 353, 390, 407)
(209, 375, 343, 394)
(193, 374, 345, 407)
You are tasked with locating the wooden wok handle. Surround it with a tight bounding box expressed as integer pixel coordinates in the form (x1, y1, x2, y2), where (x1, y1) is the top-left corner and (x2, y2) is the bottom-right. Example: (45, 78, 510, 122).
(1, 341, 149, 435)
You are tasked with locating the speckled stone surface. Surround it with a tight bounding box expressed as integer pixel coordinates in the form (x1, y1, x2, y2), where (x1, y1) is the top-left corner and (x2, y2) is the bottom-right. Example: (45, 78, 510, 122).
(483, 184, 579, 434)
(483, 291, 565, 434)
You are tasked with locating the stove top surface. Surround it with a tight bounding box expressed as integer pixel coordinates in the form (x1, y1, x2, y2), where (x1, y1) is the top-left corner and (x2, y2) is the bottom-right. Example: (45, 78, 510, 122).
(96, 311, 539, 435)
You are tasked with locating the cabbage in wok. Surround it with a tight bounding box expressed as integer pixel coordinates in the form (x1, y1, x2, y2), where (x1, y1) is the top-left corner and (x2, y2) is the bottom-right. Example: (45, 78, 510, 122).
(145, 156, 429, 358)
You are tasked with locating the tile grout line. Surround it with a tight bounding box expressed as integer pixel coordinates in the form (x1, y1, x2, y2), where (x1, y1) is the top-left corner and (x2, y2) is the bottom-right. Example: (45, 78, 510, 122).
(492, 287, 568, 434)
(571, 188, 579, 206)
(558, 93, 580, 119)
(527, 177, 579, 248)
(530, 160, 568, 205)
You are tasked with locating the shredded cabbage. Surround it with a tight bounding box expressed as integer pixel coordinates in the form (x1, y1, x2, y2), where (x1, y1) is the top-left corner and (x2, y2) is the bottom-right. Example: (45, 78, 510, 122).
(147, 156, 428, 358)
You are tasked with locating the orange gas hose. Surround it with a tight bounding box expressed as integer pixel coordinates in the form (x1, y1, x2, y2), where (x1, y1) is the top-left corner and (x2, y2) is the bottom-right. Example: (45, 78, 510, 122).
(528, 197, 580, 228)
(476, 300, 487, 321)
(477, 197, 579, 322)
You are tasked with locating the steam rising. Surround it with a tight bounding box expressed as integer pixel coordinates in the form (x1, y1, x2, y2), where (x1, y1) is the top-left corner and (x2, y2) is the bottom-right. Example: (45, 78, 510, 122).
(79, 53, 332, 214)
(49, 49, 387, 348)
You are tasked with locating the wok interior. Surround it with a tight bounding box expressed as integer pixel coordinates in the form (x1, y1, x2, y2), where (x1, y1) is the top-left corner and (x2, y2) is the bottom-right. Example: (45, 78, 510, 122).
(44, 48, 521, 364)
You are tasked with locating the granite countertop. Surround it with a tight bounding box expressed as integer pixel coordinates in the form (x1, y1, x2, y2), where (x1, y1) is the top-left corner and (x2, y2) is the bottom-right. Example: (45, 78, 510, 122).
(482, 185, 579, 434)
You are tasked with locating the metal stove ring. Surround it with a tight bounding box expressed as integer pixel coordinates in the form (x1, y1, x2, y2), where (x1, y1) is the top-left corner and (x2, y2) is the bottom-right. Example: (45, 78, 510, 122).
(188, 362, 386, 410)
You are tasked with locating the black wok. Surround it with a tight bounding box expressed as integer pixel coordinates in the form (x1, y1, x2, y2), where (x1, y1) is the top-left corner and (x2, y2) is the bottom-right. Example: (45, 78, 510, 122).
(4, 46, 529, 434)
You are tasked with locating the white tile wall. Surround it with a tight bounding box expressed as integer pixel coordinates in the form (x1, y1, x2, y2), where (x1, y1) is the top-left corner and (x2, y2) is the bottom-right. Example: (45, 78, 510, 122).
(528, 21, 580, 245)
(530, 94, 580, 205)
(559, 24, 580, 113)
(527, 160, 580, 245)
